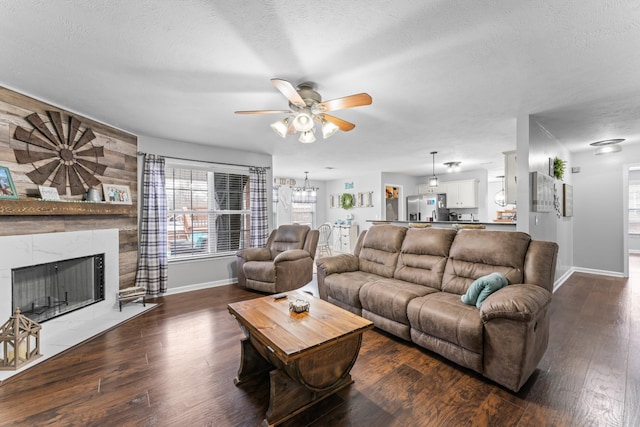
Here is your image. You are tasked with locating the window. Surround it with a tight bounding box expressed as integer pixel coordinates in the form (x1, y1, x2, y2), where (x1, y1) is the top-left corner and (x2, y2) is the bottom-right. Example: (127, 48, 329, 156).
(291, 190, 316, 228)
(166, 162, 250, 259)
(630, 182, 640, 234)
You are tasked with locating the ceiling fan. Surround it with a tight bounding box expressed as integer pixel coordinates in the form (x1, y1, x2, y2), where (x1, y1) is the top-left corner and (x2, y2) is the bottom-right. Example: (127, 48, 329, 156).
(235, 78, 372, 143)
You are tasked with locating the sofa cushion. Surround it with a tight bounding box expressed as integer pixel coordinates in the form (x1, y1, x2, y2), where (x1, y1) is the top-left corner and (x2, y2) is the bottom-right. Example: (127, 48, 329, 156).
(358, 225, 407, 278)
(407, 292, 483, 354)
(360, 278, 439, 326)
(323, 271, 382, 309)
(441, 230, 530, 295)
(461, 272, 509, 308)
(394, 228, 457, 289)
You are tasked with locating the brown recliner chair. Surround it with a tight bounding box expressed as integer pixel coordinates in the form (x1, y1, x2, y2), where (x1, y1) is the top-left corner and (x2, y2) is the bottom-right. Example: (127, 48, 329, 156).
(236, 224, 319, 294)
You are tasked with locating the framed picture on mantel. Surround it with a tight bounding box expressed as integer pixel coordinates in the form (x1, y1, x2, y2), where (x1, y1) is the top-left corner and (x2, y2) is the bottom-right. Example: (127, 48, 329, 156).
(0, 166, 18, 200)
(102, 184, 132, 205)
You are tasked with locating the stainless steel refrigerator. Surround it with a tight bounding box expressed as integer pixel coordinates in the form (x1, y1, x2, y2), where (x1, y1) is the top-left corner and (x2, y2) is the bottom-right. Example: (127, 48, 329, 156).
(406, 193, 449, 221)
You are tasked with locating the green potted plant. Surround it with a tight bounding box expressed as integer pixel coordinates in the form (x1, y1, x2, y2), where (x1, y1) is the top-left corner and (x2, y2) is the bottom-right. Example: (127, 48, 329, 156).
(553, 157, 566, 180)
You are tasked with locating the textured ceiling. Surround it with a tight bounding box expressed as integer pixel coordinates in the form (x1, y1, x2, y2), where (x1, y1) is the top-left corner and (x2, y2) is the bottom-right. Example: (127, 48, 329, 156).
(1, 1, 639, 181)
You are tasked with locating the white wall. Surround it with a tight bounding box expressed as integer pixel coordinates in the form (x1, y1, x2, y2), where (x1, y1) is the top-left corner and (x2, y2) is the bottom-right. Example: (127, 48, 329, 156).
(526, 118, 573, 279)
(572, 144, 640, 274)
(326, 172, 382, 231)
(137, 135, 272, 292)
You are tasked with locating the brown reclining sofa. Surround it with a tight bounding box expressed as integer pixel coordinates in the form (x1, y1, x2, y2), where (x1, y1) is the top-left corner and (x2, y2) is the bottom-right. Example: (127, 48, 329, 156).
(316, 224, 558, 392)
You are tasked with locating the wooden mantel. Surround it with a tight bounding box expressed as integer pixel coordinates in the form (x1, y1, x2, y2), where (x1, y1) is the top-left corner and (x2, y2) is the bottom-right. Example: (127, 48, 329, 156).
(0, 199, 136, 216)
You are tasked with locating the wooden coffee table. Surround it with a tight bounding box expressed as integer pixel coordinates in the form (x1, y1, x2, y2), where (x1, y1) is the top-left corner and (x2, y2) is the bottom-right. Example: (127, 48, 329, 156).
(228, 289, 373, 427)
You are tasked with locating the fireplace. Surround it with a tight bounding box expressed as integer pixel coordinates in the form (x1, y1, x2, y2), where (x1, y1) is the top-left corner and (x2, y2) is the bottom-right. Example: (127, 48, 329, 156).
(0, 229, 119, 322)
(12, 254, 106, 323)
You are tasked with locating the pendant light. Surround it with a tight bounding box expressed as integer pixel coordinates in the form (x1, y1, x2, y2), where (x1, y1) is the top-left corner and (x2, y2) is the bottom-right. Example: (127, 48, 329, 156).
(494, 175, 507, 207)
(428, 151, 439, 187)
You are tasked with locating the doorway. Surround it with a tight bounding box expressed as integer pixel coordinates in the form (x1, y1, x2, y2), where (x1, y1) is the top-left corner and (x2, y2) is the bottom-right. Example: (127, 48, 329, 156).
(385, 185, 401, 220)
(624, 164, 640, 277)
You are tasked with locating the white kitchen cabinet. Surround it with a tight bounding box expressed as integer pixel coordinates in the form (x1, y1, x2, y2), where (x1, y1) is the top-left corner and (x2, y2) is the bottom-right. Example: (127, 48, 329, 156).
(503, 150, 517, 204)
(333, 224, 359, 253)
(444, 179, 478, 208)
(417, 183, 443, 194)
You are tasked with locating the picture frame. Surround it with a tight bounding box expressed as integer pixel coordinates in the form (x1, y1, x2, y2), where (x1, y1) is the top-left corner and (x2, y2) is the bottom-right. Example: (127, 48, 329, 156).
(563, 183, 573, 217)
(0, 166, 19, 200)
(102, 183, 132, 204)
(38, 185, 60, 201)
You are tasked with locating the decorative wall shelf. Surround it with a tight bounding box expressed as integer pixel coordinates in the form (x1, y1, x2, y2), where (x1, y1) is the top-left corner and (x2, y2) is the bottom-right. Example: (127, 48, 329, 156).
(0, 199, 136, 216)
(330, 191, 374, 209)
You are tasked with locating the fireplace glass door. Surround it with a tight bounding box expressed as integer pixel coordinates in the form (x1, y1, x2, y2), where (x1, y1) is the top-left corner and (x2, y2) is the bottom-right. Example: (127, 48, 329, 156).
(12, 254, 105, 323)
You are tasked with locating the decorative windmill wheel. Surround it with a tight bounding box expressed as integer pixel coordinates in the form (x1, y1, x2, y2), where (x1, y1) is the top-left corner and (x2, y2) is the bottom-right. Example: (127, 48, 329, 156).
(13, 111, 107, 196)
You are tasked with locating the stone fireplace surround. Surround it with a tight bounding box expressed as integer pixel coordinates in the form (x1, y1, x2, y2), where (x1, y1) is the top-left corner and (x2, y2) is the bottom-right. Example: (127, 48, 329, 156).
(0, 229, 153, 383)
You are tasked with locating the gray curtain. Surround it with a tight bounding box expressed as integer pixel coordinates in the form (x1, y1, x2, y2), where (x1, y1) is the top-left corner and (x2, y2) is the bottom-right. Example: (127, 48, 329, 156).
(135, 154, 168, 295)
(250, 167, 269, 247)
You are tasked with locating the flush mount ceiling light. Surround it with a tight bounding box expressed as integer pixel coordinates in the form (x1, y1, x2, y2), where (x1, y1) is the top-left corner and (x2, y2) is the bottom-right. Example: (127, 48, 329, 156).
(429, 151, 439, 187)
(443, 161, 461, 172)
(595, 145, 622, 155)
(236, 78, 372, 143)
(591, 138, 624, 155)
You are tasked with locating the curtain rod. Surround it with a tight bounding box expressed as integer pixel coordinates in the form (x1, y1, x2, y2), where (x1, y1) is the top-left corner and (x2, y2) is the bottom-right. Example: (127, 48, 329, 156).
(136, 151, 270, 170)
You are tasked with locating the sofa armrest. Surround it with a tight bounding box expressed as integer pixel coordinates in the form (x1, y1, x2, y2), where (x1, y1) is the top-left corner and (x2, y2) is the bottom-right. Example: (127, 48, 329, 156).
(273, 249, 310, 263)
(316, 254, 360, 275)
(480, 284, 551, 323)
(236, 247, 272, 262)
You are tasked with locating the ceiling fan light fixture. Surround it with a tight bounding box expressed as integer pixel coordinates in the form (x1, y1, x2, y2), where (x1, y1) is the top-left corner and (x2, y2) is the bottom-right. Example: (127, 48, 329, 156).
(321, 120, 339, 139)
(270, 117, 290, 138)
(293, 112, 314, 132)
(299, 129, 316, 143)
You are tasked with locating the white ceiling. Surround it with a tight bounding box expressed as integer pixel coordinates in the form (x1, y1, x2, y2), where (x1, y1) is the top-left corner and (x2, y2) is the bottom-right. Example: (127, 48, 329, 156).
(1, 1, 639, 182)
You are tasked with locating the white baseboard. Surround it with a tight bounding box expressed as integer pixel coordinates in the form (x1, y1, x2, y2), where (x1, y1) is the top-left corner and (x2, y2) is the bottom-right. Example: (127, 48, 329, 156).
(552, 269, 574, 293)
(570, 266, 625, 278)
(553, 266, 625, 293)
(164, 278, 235, 296)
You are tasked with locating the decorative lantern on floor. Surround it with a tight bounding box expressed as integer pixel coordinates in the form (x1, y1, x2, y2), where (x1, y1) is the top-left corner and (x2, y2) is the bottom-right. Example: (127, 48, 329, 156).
(0, 308, 41, 370)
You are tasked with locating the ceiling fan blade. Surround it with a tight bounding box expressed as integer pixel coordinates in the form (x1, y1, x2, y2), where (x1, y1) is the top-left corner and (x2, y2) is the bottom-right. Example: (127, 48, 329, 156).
(271, 78, 306, 108)
(316, 93, 372, 112)
(235, 110, 292, 115)
(323, 114, 356, 132)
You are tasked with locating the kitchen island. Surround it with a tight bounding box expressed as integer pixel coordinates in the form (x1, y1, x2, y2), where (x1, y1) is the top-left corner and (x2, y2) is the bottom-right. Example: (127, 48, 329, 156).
(366, 220, 516, 231)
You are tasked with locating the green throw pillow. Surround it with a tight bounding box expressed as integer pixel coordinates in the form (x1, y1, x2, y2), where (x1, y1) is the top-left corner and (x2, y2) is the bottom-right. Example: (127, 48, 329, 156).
(461, 272, 509, 308)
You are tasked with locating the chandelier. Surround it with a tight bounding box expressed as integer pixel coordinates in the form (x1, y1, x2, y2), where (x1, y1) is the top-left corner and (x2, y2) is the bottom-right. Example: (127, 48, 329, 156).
(494, 175, 507, 207)
(292, 172, 319, 197)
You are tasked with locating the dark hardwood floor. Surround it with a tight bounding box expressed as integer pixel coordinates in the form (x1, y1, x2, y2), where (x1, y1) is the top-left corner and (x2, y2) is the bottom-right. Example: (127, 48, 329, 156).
(1, 256, 639, 426)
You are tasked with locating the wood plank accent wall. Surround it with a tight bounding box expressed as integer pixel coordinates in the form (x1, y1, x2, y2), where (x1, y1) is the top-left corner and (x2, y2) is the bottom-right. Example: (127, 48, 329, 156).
(0, 86, 138, 289)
